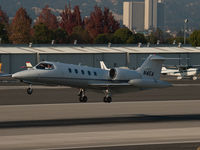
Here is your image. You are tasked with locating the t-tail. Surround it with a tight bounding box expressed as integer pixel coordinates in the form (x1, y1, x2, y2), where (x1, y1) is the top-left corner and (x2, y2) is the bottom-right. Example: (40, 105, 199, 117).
(129, 55, 171, 88)
(136, 55, 166, 80)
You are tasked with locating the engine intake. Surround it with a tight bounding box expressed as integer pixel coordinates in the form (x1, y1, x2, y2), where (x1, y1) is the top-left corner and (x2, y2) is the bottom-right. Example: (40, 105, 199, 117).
(109, 68, 116, 79)
(109, 68, 140, 80)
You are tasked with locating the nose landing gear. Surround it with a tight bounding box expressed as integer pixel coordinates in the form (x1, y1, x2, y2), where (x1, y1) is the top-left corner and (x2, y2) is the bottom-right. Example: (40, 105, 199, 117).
(27, 84, 33, 95)
(78, 89, 88, 102)
(103, 89, 112, 103)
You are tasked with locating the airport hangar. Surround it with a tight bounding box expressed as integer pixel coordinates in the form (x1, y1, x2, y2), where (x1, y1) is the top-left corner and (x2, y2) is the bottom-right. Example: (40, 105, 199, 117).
(0, 45, 200, 74)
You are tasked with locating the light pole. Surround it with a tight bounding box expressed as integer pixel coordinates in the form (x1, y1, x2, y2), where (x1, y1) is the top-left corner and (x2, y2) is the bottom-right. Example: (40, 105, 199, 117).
(184, 19, 188, 45)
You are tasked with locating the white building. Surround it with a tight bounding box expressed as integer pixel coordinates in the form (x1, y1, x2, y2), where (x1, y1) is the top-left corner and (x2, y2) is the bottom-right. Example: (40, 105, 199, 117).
(157, 0, 165, 30)
(123, 1, 145, 32)
(144, 0, 158, 30)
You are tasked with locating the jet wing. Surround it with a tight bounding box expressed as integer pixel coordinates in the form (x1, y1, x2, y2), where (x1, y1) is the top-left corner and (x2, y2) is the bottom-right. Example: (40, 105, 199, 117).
(0, 73, 12, 77)
(88, 82, 131, 88)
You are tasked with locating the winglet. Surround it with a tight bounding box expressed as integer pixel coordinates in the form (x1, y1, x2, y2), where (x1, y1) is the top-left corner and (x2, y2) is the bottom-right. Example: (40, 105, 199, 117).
(100, 61, 109, 70)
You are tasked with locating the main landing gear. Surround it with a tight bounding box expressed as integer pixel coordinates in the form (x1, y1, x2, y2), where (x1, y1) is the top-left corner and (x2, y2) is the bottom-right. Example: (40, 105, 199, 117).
(78, 88, 112, 103)
(78, 89, 88, 103)
(27, 84, 33, 95)
(103, 89, 112, 103)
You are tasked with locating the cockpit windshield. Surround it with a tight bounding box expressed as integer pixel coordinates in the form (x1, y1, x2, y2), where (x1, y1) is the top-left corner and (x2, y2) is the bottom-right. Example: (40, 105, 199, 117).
(36, 63, 54, 70)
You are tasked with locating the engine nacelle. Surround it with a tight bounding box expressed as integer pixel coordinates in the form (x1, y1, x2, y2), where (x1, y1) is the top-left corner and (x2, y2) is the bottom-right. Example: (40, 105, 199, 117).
(109, 68, 140, 80)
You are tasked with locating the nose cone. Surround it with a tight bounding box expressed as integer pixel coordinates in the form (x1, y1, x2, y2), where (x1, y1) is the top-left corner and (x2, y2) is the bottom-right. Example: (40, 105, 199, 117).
(12, 72, 23, 79)
(12, 71, 29, 80)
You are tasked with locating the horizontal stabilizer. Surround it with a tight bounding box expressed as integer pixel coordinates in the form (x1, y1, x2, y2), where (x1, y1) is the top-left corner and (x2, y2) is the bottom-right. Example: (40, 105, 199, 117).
(150, 55, 166, 61)
(129, 79, 171, 88)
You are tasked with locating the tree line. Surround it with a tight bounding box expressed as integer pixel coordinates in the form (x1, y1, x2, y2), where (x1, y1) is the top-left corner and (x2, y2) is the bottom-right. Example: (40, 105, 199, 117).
(0, 4, 200, 46)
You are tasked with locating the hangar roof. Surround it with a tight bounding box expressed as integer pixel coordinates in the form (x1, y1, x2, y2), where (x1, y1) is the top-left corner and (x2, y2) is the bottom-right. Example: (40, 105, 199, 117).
(0, 45, 200, 54)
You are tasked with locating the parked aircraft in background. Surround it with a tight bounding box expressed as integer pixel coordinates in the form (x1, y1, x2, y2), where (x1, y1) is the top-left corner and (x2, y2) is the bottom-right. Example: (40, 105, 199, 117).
(4, 55, 171, 103)
(161, 65, 200, 80)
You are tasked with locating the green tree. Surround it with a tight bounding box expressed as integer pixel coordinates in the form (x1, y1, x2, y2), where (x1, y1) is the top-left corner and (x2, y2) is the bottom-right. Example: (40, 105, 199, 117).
(109, 34, 122, 44)
(113, 28, 133, 43)
(32, 23, 54, 44)
(53, 28, 68, 44)
(0, 23, 8, 43)
(9, 8, 32, 44)
(94, 34, 109, 44)
(146, 28, 166, 44)
(127, 33, 147, 44)
(166, 37, 184, 44)
(189, 30, 200, 46)
(146, 32, 157, 44)
(69, 26, 92, 44)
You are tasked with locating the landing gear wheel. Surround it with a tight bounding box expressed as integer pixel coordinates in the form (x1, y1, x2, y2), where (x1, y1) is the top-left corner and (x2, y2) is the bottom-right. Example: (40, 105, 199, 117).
(103, 96, 107, 103)
(107, 96, 112, 103)
(103, 96, 112, 103)
(79, 96, 88, 103)
(103, 88, 112, 103)
(78, 89, 88, 103)
(27, 88, 33, 95)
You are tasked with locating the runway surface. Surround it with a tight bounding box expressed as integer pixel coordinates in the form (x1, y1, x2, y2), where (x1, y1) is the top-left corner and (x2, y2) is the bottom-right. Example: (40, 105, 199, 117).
(0, 79, 200, 149)
(0, 79, 200, 105)
(1, 100, 200, 149)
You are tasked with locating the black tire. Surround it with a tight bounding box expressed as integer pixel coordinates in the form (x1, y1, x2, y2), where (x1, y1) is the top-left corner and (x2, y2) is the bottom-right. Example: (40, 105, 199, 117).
(107, 97, 112, 103)
(79, 96, 84, 102)
(82, 96, 88, 102)
(79, 96, 87, 102)
(103, 96, 107, 103)
(27, 88, 33, 95)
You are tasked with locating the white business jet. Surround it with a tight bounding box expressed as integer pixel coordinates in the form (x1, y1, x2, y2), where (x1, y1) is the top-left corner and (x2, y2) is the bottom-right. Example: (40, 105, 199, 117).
(10, 55, 170, 103)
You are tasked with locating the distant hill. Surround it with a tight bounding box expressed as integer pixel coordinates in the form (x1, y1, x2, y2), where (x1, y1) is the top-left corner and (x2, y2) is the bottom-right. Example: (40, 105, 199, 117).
(1, 0, 200, 31)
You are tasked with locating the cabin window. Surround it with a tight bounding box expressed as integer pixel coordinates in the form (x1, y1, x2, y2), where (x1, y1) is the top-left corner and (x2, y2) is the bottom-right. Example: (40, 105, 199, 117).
(36, 63, 54, 70)
(81, 70, 85, 75)
(68, 68, 72, 73)
(94, 72, 97, 76)
(88, 71, 91, 76)
(75, 69, 78, 74)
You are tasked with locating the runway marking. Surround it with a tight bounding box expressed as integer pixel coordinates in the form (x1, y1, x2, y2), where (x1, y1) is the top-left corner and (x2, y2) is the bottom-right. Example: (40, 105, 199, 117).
(0, 100, 200, 122)
(1, 127, 200, 150)
(38, 140, 200, 150)
(1, 99, 200, 108)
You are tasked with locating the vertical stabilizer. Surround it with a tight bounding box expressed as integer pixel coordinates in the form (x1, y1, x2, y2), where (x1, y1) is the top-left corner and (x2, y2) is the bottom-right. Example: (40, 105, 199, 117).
(100, 61, 109, 70)
(136, 55, 166, 80)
